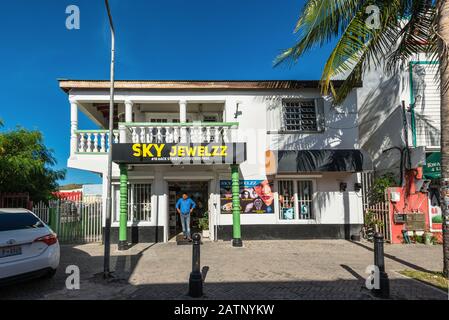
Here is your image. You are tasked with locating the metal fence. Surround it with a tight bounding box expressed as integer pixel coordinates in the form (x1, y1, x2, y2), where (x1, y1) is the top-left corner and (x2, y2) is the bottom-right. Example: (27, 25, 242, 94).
(361, 172, 374, 212)
(0, 192, 33, 210)
(360, 172, 392, 242)
(32, 197, 103, 244)
(366, 198, 392, 242)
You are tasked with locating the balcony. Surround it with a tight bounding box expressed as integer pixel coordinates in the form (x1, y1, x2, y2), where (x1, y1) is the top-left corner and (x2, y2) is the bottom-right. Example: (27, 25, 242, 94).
(74, 130, 119, 153)
(73, 122, 239, 154)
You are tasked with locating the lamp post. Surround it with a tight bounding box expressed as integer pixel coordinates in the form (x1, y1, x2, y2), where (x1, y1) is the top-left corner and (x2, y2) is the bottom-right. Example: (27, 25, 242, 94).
(103, 0, 115, 278)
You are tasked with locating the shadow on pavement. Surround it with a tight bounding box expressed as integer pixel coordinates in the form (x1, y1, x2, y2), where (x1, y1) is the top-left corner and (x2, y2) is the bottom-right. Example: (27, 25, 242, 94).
(1, 243, 447, 300)
(349, 241, 435, 273)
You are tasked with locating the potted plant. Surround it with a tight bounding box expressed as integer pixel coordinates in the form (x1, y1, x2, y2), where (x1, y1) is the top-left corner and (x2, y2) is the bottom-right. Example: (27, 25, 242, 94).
(432, 215, 443, 231)
(423, 228, 433, 246)
(198, 211, 209, 238)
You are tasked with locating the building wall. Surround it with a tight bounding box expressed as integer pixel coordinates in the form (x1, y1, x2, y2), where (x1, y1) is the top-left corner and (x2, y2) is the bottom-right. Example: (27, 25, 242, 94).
(69, 88, 364, 241)
(358, 55, 440, 178)
(413, 63, 441, 148)
(267, 90, 359, 151)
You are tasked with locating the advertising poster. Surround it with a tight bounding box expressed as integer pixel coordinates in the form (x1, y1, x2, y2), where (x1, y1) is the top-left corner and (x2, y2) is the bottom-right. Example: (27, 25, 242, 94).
(428, 187, 443, 230)
(220, 180, 274, 214)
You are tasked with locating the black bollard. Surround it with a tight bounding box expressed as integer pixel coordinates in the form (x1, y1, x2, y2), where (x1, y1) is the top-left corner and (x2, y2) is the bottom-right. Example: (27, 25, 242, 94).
(188, 233, 203, 298)
(373, 233, 390, 299)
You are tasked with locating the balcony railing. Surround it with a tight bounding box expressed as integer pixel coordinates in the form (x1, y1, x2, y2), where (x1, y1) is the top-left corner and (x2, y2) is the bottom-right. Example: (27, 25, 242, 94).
(74, 130, 119, 153)
(73, 122, 239, 154)
(120, 122, 239, 144)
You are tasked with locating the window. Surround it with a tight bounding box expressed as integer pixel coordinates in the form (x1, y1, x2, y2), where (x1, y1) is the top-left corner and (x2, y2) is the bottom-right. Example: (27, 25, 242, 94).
(0, 211, 45, 231)
(150, 118, 168, 123)
(282, 100, 318, 132)
(203, 115, 218, 122)
(278, 180, 314, 220)
(128, 184, 152, 223)
(113, 183, 152, 223)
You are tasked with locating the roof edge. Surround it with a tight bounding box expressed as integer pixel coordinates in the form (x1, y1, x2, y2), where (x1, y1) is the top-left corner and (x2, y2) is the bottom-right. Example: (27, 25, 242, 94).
(58, 79, 362, 93)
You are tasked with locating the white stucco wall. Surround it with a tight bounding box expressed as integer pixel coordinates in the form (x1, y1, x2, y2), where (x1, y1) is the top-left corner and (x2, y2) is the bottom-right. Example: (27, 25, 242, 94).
(358, 54, 441, 177)
(67, 87, 364, 241)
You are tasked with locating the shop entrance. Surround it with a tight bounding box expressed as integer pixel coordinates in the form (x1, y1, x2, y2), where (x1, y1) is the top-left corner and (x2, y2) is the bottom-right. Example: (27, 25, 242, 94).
(168, 181, 209, 241)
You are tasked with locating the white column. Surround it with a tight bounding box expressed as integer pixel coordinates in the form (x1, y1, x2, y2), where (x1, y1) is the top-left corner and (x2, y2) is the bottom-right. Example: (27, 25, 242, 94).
(179, 100, 187, 123)
(70, 99, 78, 156)
(125, 100, 133, 123)
(119, 123, 127, 143)
(179, 100, 187, 142)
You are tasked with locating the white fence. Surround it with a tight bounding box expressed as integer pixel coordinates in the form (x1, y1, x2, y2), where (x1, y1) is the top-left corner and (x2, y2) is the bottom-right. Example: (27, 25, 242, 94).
(32, 197, 103, 244)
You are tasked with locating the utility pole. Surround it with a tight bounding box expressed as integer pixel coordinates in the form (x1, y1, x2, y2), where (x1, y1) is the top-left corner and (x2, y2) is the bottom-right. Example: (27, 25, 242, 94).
(103, 0, 115, 279)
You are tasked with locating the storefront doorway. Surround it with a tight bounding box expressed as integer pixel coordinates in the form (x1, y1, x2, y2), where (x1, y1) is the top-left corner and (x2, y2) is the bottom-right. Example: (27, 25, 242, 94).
(168, 181, 209, 241)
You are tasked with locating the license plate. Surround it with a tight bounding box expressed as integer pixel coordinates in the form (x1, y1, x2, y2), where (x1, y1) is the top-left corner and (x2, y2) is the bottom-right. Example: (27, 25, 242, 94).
(0, 245, 22, 258)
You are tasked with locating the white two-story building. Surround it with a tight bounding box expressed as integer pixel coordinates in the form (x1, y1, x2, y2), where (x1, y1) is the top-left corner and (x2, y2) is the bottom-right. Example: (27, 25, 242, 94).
(59, 80, 371, 245)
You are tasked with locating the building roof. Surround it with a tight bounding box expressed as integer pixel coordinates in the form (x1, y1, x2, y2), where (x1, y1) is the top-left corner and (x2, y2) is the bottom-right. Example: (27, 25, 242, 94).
(58, 79, 361, 93)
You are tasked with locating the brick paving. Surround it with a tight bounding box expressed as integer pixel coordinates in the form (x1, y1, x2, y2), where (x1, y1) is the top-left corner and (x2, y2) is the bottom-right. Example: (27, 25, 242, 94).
(0, 240, 447, 300)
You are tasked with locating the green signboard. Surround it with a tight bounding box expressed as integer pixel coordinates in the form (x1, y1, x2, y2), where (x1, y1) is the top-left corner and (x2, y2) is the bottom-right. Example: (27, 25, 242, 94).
(423, 152, 441, 179)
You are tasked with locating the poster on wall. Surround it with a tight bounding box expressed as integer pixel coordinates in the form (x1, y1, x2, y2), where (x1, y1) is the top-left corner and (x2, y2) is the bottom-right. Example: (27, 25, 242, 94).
(220, 180, 274, 214)
(428, 187, 443, 230)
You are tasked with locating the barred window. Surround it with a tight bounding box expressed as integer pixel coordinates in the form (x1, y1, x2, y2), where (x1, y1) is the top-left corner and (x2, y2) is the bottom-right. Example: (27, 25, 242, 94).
(114, 183, 152, 223)
(278, 180, 314, 220)
(128, 184, 152, 223)
(282, 100, 318, 132)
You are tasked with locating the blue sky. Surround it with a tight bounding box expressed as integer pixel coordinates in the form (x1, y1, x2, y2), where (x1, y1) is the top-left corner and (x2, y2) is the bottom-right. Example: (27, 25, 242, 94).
(0, 0, 336, 185)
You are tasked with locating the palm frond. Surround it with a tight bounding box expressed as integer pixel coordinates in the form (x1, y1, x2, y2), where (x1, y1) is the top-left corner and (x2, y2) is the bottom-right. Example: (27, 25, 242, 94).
(387, 0, 437, 71)
(320, 1, 407, 99)
(274, 0, 367, 66)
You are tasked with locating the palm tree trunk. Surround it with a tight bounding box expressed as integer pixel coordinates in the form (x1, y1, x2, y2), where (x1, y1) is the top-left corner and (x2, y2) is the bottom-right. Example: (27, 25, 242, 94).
(438, 0, 449, 278)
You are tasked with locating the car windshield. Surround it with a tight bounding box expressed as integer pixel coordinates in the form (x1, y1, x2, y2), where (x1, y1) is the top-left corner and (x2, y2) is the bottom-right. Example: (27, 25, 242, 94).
(0, 211, 45, 232)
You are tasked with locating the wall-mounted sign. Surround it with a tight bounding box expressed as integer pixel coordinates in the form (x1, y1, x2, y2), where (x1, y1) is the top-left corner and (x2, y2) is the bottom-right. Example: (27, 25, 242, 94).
(112, 143, 246, 165)
(405, 213, 426, 231)
(220, 180, 274, 214)
(393, 214, 406, 224)
(423, 152, 441, 179)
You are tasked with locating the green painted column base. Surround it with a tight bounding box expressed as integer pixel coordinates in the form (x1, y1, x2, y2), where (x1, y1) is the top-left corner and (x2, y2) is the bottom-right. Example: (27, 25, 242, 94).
(118, 240, 128, 251)
(118, 164, 128, 251)
(232, 238, 243, 247)
(231, 164, 242, 247)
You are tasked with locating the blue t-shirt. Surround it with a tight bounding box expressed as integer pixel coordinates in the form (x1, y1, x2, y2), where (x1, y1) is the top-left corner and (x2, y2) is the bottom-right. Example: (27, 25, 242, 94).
(176, 198, 196, 215)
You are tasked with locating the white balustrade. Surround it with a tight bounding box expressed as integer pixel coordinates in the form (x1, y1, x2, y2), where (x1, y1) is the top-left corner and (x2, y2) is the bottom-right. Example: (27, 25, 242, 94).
(122, 124, 237, 144)
(74, 124, 237, 154)
(113, 132, 119, 144)
(140, 127, 145, 143)
(76, 131, 120, 153)
(100, 133, 106, 152)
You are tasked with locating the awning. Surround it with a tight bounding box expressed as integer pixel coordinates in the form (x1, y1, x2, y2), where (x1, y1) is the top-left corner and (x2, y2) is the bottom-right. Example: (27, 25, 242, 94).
(277, 149, 373, 173)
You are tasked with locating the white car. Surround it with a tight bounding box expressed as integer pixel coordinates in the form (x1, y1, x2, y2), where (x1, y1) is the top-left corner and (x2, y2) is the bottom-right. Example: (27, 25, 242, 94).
(0, 208, 60, 285)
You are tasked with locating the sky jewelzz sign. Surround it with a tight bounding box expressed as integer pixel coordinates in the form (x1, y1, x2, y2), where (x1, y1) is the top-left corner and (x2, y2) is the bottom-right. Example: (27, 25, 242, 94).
(112, 143, 246, 165)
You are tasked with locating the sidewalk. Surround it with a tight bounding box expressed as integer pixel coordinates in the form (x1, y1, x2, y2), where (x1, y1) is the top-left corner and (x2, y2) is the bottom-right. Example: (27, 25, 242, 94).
(1, 240, 447, 300)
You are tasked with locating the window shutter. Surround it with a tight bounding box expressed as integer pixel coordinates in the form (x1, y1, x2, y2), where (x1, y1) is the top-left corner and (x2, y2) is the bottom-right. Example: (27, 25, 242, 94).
(315, 98, 325, 132)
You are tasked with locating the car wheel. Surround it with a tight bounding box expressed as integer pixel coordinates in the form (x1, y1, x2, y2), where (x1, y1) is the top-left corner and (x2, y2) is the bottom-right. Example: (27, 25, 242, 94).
(45, 269, 57, 279)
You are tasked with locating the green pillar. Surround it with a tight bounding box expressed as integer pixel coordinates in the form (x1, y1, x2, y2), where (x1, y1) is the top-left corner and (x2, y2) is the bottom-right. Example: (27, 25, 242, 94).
(231, 164, 243, 247)
(49, 207, 58, 234)
(118, 164, 128, 251)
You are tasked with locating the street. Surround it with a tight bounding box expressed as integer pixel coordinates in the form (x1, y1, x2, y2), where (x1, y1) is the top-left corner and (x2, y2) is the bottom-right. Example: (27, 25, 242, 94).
(0, 240, 446, 300)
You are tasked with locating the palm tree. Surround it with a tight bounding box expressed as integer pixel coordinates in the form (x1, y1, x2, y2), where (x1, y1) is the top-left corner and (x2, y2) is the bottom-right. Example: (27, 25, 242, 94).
(276, 0, 449, 277)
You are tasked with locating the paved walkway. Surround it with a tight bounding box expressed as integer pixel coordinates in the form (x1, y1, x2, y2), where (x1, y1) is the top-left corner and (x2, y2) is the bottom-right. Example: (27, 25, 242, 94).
(0, 240, 447, 300)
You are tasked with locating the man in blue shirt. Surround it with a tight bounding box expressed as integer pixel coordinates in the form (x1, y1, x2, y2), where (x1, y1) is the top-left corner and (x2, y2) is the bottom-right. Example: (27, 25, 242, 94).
(176, 193, 196, 241)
